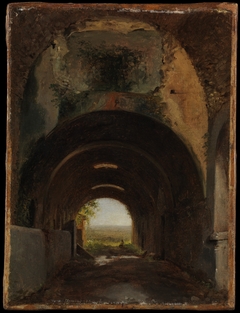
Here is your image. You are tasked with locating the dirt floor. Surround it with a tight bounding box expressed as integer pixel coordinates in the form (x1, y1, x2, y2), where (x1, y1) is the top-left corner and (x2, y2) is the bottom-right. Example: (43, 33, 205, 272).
(11, 247, 228, 310)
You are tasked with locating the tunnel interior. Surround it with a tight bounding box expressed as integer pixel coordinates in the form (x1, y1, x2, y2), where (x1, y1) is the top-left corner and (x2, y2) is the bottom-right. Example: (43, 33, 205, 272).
(18, 109, 210, 275)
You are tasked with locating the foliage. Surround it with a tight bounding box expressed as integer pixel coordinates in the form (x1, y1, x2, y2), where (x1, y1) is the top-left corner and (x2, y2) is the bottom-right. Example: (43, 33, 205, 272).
(49, 83, 81, 118)
(16, 190, 35, 227)
(77, 41, 143, 92)
(75, 200, 99, 227)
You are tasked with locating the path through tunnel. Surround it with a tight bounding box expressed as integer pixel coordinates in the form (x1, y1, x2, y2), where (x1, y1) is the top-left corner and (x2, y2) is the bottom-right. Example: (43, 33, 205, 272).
(19, 110, 211, 275)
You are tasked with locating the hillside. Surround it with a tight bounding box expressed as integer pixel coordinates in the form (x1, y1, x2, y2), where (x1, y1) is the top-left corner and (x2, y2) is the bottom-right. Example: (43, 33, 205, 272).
(86, 225, 132, 244)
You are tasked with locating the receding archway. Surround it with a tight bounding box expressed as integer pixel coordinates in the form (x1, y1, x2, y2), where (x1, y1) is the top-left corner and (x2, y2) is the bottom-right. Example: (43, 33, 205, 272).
(16, 109, 211, 279)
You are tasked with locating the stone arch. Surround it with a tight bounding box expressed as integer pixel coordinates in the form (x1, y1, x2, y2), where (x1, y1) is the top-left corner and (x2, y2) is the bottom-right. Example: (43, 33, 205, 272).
(18, 110, 209, 270)
(19, 16, 208, 195)
(14, 14, 213, 282)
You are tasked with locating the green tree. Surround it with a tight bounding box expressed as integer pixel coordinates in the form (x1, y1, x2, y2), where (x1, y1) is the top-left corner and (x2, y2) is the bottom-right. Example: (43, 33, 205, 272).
(75, 200, 99, 227)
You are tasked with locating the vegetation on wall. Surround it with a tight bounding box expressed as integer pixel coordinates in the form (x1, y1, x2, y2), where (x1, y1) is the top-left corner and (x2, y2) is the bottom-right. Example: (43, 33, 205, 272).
(16, 190, 35, 227)
(75, 200, 99, 227)
(49, 83, 79, 119)
(16, 136, 47, 227)
(77, 41, 143, 92)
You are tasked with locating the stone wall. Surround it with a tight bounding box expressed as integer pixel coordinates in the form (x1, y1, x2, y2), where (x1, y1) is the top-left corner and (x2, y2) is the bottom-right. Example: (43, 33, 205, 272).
(8, 226, 71, 302)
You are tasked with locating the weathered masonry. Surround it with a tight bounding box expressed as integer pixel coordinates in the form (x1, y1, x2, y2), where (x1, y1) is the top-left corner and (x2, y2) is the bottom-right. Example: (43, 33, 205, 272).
(4, 3, 237, 309)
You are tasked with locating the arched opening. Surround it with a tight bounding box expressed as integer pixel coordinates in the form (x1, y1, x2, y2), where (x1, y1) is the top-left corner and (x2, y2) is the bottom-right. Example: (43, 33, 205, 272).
(15, 17, 209, 266)
(17, 110, 208, 274)
(75, 198, 132, 253)
(18, 16, 208, 197)
(76, 198, 137, 258)
(87, 198, 132, 228)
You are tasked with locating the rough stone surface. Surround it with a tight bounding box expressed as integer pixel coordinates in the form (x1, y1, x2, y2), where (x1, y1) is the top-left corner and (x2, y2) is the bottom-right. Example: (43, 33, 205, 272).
(9, 226, 46, 301)
(44, 229, 72, 276)
(8, 226, 71, 302)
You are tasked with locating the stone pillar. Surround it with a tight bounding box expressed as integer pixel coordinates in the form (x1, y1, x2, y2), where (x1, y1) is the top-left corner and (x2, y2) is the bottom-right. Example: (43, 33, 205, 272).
(212, 144, 229, 290)
(76, 229, 84, 247)
(210, 232, 228, 290)
(62, 220, 77, 257)
(76, 219, 86, 247)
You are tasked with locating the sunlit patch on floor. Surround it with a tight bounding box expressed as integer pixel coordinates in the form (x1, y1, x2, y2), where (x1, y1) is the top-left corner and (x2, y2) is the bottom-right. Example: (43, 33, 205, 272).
(95, 255, 140, 266)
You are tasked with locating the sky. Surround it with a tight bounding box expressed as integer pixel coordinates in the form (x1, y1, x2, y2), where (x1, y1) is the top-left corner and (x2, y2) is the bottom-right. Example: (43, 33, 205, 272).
(89, 198, 132, 226)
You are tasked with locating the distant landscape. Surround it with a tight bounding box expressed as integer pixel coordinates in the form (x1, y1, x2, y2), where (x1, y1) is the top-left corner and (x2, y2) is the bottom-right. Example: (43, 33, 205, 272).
(84, 225, 142, 256)
(86, 225, 132, 245)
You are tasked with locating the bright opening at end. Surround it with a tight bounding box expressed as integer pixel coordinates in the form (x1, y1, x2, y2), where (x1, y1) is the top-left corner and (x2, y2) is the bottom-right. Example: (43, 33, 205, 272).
(84, 198, 134, 254)
(89, 198, 131, 227)
(77, 199, 142, 256)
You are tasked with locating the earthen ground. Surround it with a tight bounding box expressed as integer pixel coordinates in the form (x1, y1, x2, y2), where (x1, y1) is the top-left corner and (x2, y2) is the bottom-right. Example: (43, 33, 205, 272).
(11, 248, 227, 308)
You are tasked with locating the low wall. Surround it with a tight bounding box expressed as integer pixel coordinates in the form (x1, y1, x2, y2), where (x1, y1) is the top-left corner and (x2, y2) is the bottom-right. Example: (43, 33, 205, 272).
(8, 225, 71, 301)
